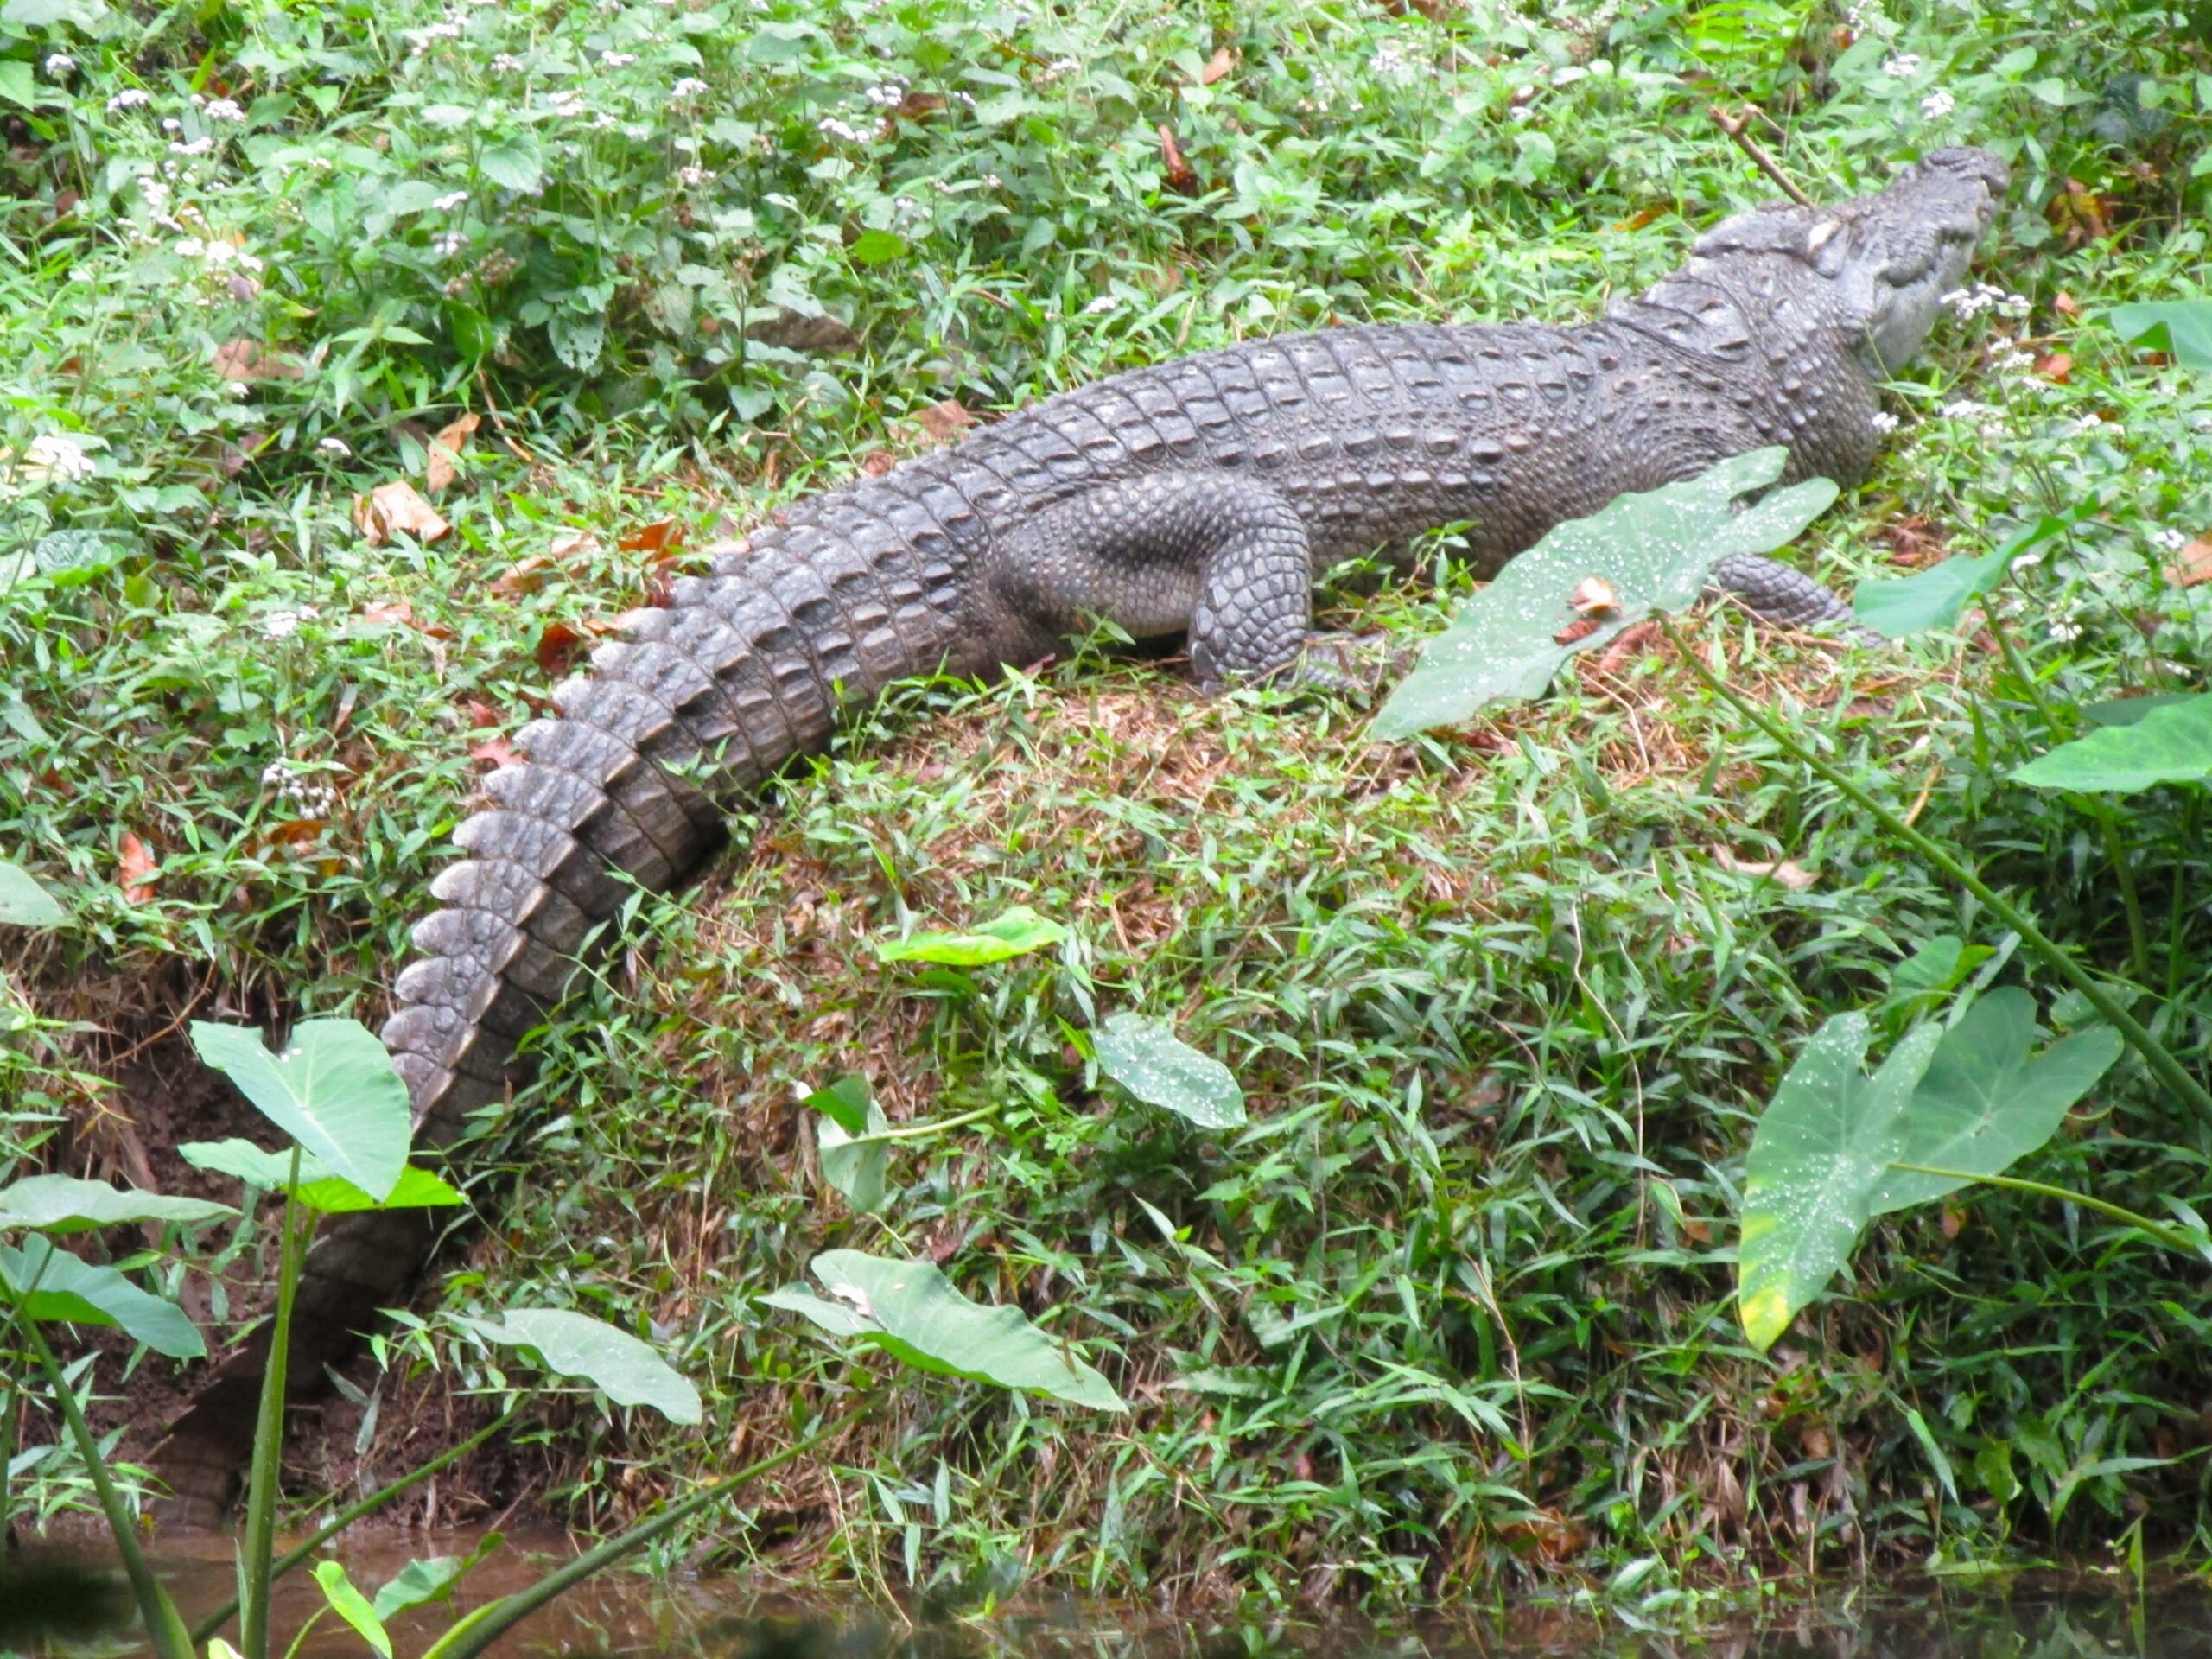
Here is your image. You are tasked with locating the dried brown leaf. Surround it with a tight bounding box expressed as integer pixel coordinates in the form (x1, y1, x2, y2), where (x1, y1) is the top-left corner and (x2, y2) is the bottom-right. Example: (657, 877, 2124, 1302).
(1158, 124, 1195, 191)
(353, 480, 450, 545)
(119, 832, 160, 904)
(912, 399, 977, 442)
(1198, 47, 1236, 84)
(212, 340, 304, 382)
(1708, 845, 1817, 891)
(425, 410, 480, 493)
(2165, 537, 2212, 588)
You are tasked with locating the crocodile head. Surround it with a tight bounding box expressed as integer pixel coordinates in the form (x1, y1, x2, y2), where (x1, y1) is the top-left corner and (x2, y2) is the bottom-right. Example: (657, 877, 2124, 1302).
(1695, 146, 2011, 374)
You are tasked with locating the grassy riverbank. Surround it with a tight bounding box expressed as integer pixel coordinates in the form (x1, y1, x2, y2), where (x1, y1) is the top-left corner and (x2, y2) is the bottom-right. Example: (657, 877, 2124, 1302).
(5, 0, 2211, 1613)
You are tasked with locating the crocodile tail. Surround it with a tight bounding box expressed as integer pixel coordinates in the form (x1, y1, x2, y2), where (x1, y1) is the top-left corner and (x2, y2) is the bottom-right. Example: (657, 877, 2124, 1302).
(152, 459, 984, 1521)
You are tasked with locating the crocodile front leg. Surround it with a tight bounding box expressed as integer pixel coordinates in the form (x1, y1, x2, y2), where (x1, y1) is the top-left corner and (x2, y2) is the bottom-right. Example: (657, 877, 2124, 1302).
(989, 473, 1317, 690)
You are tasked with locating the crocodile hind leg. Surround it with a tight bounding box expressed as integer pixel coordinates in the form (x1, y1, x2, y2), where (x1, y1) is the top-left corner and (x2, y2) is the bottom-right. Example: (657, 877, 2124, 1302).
(992, 474, 1319, 690)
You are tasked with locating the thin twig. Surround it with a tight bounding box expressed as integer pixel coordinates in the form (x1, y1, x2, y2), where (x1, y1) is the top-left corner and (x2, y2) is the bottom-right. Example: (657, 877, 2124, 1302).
(1708, 105, 1815, 207)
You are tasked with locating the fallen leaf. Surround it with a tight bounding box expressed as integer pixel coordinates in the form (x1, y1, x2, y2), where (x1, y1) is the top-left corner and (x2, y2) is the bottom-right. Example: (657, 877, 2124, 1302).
(1593, 618, 1662, 675)
(119, 833, 160, 903)
(858, 448, 898, 477)
(464, 698, 505, 728)
(1553, 616, 1601, 645)
(2054, 290, 2081, 317)
(743, 310, 861, 354)
(359, 598, 454, 640)
(1610, 207, 1662, 232)
(912, 399, 977, 442)
(1708, 846, 1817, 891)
(1198, 47, 1236, 84)
(1940, 1205, 1966, 1240)
(424, 410, 480, 494)
(1878, 515, 1949, 569)
(618, 518, 683, 556)
(212, 340, 304, 382)
(893, 91, 944, 122)
(2035, 351, 2072, 384)
(1158, 124, 1195, 192)
(2165, 537, 2212, 588)
(468, 734, 520, 770)
(263, 818, 327, 848)
(353, 480, 450, 545)
(549, 529, 599, 560)
(536, 621, 587, 677)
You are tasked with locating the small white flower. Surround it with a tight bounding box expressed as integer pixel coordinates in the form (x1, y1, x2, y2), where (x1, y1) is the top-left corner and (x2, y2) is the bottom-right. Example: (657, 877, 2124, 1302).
(816, 115, 869, 143)
(1869, 410, 1899, 435)
(2152, 527, 2188, 552)
(600, 50, 638, 68)
(45, 53, 76, 79)
(676, 164, 710, 187)
(862, 80, 908, 107)
(2047, 620, 2082, 643)
(261, 605, 321, 640)
(1882, 53, 1923, 78)
(169, 137, 214, 156)
(434, 189, 469, 213)
(2009, 550, 2044, 573)
(1369, 39, 1419, 86)
(491, 53, 524, 73)
(1919, 89, 1955, 120)
(317, 437, 353, 457)
(1083, 295, 1117, 315)
(671, 77, 709, 99)
(1941, 398, 1991, 421)
(107, 88, 151, 111)
(433, 231, 467, 257)
(204, 98, 244, 123)
(26, 432, 95, 482)
(161, 116, 181, 132)
(592, 111, 620, 130)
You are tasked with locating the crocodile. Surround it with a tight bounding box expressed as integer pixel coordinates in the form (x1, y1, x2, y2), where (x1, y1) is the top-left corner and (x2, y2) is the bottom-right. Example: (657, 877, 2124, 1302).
(153, 146, 2008, 1516)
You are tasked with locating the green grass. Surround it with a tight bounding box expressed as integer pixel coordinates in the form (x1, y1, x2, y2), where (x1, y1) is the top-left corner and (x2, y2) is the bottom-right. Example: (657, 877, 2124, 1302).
(5, 0, 2212, 1618)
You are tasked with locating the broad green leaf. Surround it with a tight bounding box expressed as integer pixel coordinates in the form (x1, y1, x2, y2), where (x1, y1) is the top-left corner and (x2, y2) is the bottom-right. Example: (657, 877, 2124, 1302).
(1866, 988, 2122, 1215)
(312, 1561, 391, 1659)
(178, 1140, 458, 1212)
(804, 1076, 871, 1135)
(1890, 935, 1991, 996)
(476, 136, 543, 194)
(294, 1166, 465, 1215)
(817, 1095, 891, 1215)
(0, 1236, 206, 1358)
(848, 229, 906, 265)
(874, 904, 1068, 966)
(760, 1282, 876, 1336)
(1851, 514, 2071, 639)
(1373, 448, 1839, 739)
(0, 1174, 236, 1234)
(785, 1249, 1125, 1410)
(2082, 692, 2203, 728)
(455, 1309, 702, 1424)
(372, 1555, 474, 1622)
(2012, 694, 2212, 793)
(0, 61, 33, 111)
(0, 860, 67, 927)
(1738, 1016, 1942, 1351)
(34, 531, 138, 586)
(2107, 298, 2212, 368)
(1093, 1014, 1246, 1128)
(188, 1020, 409, 1203)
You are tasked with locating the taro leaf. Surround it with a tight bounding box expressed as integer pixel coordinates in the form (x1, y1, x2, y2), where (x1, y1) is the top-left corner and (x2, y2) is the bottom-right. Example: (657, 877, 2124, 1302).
(1737, 1015, 1942, 1351)
(817, 1086, 891, 1215)
(804, 1076, 871, 1135)
(773, 1249, 1125, 1410)
(0, 1174, 236, 1234)
(2082, 693, 2203, 728)
(188, 1020, 409, 1204)
(1866, 988, 2121, 1216)
(2012, 694, 2212, 793)
(0, 860, 66, 927)
(33, 531, 137, 587)
(1890, 935, 1990, 997)
(372, 1554, 475, 1622)
(455, 1308, 702, 1424)
(1373, 448, 1838, 739)
(1093, 1014, 1246, 1129)
(0, 1235, 206, 1358)
(175, 1140, 461, 1214)
(1851, 513, 2072, 639)
(874, 904, 1067, 966)
(311, 1562, 391, 1659)
(2107, 299, 2212, 369)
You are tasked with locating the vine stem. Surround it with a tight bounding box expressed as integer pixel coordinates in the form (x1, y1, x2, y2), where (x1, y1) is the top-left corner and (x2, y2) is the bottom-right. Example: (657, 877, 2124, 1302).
(1656, 615, 2212, 1128)
(1980, 606, 2153, 983)
(1891, 1163, 2212, 1258)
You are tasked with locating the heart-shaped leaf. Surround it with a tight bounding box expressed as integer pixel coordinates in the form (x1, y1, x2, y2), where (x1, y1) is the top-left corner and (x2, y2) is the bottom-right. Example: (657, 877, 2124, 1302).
(455, 1309, 702, 1424)
(1093, 1014, 1246, 1128)
(2012, 694, 2212, 793)
(178, 1140, 460, 1213)
(188, 1020, 410, 1203)
(1866, 988, 2122, 1215)
(817, 1091, 891, 1215)
(312, 1561, 391, 1659)
(1738, 1015, 1942, 1351)
(0, 1236, 206, 1358)
(2107, 298, 2212, 368)
(0, 860, 66, 927)
(874, 905, 1068, 966)
(0, 1174, 236, 1234)
(1373, 448, 1838, 739)
(767, 1249, 1125, 1410)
